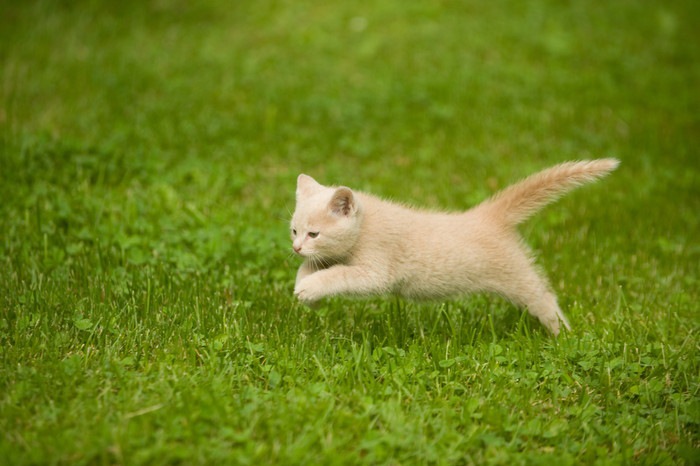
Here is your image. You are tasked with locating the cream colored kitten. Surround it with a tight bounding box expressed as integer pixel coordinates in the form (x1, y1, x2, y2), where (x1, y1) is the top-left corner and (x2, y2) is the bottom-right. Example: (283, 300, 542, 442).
(291, 159, 619, 335)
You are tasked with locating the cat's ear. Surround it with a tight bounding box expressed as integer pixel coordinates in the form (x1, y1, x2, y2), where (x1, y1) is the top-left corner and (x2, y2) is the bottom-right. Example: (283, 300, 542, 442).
(297, 174, 323, 198)
(329, 187, 357, 217)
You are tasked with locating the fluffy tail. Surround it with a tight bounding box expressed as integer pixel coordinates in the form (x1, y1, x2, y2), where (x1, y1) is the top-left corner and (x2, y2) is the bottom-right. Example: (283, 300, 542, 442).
(478, 159, 619, 226)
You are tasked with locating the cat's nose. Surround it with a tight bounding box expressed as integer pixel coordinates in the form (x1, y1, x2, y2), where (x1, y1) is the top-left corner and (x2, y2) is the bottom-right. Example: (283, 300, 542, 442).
(293, 245, 302, 254)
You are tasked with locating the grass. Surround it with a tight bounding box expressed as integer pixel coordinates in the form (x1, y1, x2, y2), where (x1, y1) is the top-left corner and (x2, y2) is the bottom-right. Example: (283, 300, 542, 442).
(1, 0, 699, 464)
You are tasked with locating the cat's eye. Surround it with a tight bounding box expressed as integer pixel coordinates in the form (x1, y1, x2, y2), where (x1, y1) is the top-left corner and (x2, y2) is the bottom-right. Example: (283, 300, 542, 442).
(292, 229, 297, 236)
(308, 232, 319, 238)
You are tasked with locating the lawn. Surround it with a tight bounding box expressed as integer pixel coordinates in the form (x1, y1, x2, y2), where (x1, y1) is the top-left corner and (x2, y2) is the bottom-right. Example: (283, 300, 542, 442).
(1, 0, 698, 464)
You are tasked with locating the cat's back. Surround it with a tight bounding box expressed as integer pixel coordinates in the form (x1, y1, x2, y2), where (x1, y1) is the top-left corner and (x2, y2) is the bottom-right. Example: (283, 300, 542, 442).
(357, 192, 443, 231)
(356, 192, 492, 252)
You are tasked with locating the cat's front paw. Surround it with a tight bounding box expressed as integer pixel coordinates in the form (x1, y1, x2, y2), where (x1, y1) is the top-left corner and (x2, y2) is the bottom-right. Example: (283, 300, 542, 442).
(294, 276, 325, 305)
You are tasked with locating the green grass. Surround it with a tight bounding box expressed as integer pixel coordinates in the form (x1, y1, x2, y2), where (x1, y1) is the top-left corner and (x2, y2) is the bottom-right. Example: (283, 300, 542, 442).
(1, 0, 699, 464)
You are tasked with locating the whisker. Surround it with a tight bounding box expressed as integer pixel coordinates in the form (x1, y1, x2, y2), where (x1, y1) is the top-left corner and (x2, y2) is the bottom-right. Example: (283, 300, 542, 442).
(275, 207, 294, 223)
(312, 254, 333, 270)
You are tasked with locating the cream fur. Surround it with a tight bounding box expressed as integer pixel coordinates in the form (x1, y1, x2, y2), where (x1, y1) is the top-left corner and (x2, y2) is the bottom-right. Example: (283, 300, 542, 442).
(291, 159, 619, 336)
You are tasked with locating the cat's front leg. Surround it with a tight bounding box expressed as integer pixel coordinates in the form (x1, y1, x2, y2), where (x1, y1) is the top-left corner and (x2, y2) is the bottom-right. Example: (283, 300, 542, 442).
(295, 261, 316, 288)
(294, 264, 389, 305)
(294, 274, 327, 304)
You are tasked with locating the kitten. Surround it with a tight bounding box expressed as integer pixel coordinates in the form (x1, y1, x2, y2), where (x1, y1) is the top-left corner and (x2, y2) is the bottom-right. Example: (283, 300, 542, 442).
(290, 159, 619, 335)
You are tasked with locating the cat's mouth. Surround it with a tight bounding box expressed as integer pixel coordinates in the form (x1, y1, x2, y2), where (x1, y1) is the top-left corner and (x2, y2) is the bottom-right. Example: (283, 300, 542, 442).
(292, 247, 307, 257)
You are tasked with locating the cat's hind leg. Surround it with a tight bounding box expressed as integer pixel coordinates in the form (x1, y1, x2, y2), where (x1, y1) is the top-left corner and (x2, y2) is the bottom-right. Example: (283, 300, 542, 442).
(487, 255, 571, 336)
(518, 288, 571, 336)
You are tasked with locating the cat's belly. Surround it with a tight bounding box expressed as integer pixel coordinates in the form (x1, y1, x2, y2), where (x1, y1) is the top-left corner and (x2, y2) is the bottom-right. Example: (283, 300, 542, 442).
(393, 273, 481, 300)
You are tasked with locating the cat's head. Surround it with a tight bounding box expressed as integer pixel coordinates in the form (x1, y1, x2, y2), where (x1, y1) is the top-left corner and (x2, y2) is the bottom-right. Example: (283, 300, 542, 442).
(291, 174, 363, 262)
